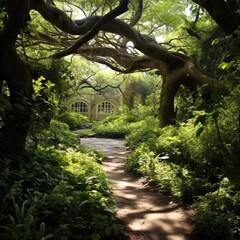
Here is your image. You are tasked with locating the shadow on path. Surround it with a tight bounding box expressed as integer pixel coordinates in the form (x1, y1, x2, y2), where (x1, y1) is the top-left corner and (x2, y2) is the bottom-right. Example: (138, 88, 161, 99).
(81, 137, 193, 240)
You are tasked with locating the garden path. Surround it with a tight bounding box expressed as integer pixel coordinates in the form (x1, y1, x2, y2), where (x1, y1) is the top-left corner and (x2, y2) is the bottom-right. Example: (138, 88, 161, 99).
(80, 137, 193, 240)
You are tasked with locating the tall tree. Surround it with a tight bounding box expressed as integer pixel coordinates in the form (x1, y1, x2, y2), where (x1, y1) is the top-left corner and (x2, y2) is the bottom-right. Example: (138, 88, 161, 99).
(0, 0, 238, 158)
(0, 0, 129, 158)
(27, 0, 226, 126)
(0, 1, 33, 158)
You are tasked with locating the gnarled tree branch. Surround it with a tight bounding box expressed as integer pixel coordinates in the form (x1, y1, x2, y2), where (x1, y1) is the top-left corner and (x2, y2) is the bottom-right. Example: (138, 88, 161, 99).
(53, 0, 129, 58)
(30, 0, 228, 126)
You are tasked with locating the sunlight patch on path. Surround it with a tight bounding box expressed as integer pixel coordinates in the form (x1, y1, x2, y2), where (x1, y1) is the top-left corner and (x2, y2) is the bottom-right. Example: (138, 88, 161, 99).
(81, 137, 193, 240)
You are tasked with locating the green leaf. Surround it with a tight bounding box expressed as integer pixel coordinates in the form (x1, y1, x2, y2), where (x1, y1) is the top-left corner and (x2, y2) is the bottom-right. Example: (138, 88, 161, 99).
(212, 111, 219, 120)
(211, 91, 221, 102)
(212, 38, 220, 45)
(218, 62, 232, 70)
(39, 222, 46, 237)
(194, 115, 206, 127)
(196, 126, 204, 137)
(42, 234, 53, 240)
(79, 200, 89, 207)
(45, 81, 55, 89)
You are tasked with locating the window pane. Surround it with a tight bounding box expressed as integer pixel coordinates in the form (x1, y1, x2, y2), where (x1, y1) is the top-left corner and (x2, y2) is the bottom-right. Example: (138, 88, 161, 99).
(98, 102, 114, 113)
(71, 102, 88, 113)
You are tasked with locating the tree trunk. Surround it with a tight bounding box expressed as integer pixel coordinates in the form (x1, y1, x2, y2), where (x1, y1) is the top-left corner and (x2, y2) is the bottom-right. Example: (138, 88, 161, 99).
(192, 0, 240, 36)
(159, 78, 178, 127)
(0, 0, 33, 160)
(158, 62, 207, 127)
(0, 35, 33, 159)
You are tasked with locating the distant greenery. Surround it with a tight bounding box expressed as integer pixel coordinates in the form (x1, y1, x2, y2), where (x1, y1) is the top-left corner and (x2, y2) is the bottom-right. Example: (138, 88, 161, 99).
(57, 112, 92, 130)
(93, 114, 136, 138)
(0, 120, 122, 240)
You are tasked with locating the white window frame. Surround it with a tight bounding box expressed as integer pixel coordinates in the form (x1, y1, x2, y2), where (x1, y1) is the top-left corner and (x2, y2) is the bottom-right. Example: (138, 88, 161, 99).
(71, 101, 88, 113)
(98, 102, 114, 114)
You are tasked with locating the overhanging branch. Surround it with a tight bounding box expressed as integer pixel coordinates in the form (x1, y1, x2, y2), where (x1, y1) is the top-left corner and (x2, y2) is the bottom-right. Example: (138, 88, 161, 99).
(130, 0, 143, 26)
(53, 0, 129, 59)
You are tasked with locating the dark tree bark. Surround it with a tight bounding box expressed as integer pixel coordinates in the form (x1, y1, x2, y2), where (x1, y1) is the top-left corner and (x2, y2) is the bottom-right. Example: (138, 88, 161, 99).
(0, 0, 33, 159)
(192, 0, 240, 35)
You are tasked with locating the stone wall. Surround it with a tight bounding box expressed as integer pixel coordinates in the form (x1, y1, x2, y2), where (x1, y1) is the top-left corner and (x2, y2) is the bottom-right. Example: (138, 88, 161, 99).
(63, 94, 123, 121)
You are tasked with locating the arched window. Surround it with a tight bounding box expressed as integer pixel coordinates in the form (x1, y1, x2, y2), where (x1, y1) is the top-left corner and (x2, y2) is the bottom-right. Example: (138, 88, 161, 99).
(71, 101, 88, 113)
(98, 102, 114, 114)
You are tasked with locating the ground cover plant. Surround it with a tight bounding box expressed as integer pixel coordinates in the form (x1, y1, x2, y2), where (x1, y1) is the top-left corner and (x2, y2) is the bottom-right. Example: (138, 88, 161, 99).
(99, 91, 240, 240)
(124, 108, 240, 239)
(57, 112, 92, 130)
(93, 114, 136, 138)
(0, 120, 122, 240)
(1, 1, 240, 240)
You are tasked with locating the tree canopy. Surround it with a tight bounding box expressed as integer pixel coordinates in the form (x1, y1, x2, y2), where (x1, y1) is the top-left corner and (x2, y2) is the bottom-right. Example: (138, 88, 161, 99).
(1, 0, 240, 157)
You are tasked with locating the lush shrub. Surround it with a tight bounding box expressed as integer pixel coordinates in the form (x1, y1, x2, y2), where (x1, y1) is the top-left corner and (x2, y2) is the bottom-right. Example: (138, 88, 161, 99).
(32, 119, 104, 162)
(102, 115, 120, 123)
(0, 124, 121, 240)
(94, 123, 130, 138)
(57, 112, 91, 130)
(126, 144, 206, 203)
(126, 116, 160, 149)
(125, 116, 224, 203)
(154, 125, 184, 162)
(93, 114, 135, 138)
(191, 178, 240, 240)
(38, 120, 79, 148)
(125, 144, 150, 174)
(131, 103, 157, 120)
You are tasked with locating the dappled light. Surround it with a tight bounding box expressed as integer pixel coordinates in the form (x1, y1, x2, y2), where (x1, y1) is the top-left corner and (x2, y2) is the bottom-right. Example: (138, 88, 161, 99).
(1, 0, 240, 239)
(81, 137, 192, 240)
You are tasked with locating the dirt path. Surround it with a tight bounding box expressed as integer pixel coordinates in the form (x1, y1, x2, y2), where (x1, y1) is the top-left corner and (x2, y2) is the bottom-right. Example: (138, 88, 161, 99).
(80, 137, 193, 240)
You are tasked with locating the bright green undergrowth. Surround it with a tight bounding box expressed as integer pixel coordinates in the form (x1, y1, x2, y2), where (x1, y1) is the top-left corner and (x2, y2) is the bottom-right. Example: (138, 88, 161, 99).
(93, 114, 136, 138)
(96, 99, 240, 240)
(57, 112, 92, 130)
(191, 181, 240, 240)
(125, 115, 240, 239)
(0, 120, 121, 240)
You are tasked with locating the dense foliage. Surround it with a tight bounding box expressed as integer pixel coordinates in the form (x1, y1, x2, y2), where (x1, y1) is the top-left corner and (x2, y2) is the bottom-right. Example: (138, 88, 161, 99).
(93, 114, 136, 138)
(0, 120, 122, 240)
(93, 78, 240, 239)
(57, 112, 92, 130)
(1, 0, 240, 239)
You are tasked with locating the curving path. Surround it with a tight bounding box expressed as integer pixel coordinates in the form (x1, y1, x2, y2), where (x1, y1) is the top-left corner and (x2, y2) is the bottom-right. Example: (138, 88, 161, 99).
(80, 137, 193, 240)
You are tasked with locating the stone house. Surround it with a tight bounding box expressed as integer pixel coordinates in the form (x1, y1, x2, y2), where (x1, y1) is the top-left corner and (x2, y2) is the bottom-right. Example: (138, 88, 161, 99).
(63, 93, 123, 121)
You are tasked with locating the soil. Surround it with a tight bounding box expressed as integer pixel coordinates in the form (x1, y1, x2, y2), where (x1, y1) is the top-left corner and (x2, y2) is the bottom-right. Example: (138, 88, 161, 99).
(80, 137, 193, 240)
